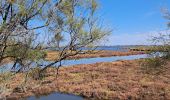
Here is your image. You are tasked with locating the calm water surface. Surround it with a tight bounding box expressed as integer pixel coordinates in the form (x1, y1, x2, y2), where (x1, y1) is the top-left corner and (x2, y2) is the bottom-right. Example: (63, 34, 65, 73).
(27, 93, 83, 100)
(1, 54, 148, 72)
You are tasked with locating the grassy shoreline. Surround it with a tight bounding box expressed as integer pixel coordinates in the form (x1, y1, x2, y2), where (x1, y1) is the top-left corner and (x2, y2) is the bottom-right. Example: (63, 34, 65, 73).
(46, 50, 145, 61)
(0, 51, 145, 66)
(1, 59, 170, 100)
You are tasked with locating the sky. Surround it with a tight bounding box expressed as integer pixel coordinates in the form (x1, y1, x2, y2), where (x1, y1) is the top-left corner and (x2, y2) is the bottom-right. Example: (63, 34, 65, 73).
(98, 0, 170, 45)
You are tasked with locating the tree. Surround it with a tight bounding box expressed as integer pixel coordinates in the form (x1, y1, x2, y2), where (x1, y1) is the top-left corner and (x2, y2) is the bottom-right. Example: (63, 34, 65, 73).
(141, 8, 170, 74)
(0, 0, 111, 74)
(151, 8, 170, 59)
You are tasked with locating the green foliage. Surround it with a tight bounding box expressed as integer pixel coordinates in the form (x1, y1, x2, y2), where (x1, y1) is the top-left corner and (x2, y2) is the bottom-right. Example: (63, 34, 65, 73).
(0, 0, 110, 73)
(27, 67, 46, 80)
(28, 49, 47, 61)
(140, 45, 169, 75)
(5, 45, 46, 61)
(140, 57, 167, 75)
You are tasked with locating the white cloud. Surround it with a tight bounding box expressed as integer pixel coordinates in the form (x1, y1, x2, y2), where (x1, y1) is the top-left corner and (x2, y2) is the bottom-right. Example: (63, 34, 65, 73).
(102, 30, 170, 46)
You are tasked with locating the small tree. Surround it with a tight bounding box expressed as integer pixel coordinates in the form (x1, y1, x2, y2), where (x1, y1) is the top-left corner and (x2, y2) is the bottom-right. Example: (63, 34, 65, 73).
(141, 8, 170, 74)
(0, 0, 111, 74)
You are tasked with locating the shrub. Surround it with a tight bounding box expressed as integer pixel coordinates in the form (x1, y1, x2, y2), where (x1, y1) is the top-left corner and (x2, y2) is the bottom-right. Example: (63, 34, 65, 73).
(27, 67, 46, 80)
(140, 57, 167, 75)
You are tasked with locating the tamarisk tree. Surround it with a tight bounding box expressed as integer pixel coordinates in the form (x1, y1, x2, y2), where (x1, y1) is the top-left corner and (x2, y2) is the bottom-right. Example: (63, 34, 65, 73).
(0, 0, 111, 73)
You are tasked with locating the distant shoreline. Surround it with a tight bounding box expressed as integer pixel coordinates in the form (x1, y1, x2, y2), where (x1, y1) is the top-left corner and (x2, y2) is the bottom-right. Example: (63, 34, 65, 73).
(45, 50, 145, 61)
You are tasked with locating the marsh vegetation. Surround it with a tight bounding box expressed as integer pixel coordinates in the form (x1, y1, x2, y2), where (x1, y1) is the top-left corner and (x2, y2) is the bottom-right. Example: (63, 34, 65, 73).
(1, 0, 170, 100)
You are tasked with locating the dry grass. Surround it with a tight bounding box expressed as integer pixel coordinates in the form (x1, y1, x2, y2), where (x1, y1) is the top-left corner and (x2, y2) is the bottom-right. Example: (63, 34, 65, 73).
(1, 60, 170, 99)
(0, 58, 12, 66)
(45, 50, 145, 61)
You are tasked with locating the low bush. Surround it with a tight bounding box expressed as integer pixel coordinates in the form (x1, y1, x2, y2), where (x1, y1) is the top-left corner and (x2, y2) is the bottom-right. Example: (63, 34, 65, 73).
(140, 57, 167, 75)
(27, 67, 46, 80)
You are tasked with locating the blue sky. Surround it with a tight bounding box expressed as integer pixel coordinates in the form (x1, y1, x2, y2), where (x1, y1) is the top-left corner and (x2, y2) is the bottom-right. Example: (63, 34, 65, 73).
(98, 0, 170, 45)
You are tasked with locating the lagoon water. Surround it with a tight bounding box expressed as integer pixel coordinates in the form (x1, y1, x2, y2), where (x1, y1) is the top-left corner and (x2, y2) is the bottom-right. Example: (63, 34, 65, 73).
(54, 45, 137, 52)
(1, 54, 148, 72)
(27, 93, 83, 100)
(85, 46, 129, 51)
(57, 54, 148, 66)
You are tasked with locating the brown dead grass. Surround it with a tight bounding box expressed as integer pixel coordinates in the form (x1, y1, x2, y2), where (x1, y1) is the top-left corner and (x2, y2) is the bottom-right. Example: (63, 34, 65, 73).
(0, 58, 12, 66)
(45, 50, 145, 61)
(1, 60, 170, 100)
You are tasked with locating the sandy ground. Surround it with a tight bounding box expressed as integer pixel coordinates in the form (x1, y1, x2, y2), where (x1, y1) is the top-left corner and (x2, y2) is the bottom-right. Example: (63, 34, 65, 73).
(1, 59, 170, 100)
